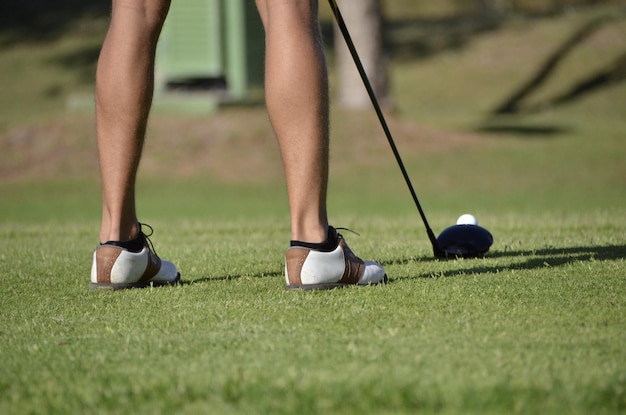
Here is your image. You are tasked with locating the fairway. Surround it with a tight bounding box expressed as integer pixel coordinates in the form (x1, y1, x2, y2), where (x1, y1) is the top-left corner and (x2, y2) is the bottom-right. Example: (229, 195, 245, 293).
(1, 3, 626, 414)
(0, 206, 624, 414)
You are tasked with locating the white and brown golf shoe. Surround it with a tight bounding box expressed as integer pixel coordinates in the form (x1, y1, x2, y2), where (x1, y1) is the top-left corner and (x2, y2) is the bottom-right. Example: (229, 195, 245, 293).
(285, 227, 387, 290)
(89, 225, 180, 290)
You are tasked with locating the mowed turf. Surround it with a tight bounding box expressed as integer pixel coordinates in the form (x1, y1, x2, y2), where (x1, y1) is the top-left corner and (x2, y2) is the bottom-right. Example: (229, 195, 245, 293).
(1, 4, 626, 415)
(0, 210, 624, 414)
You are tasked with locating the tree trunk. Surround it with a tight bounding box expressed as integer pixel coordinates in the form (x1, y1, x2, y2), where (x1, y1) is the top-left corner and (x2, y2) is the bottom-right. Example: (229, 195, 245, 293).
(334, 0, 388, 110)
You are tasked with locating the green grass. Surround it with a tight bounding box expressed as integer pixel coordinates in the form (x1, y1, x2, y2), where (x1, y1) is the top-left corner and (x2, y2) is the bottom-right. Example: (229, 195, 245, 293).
(1, 3, 626, 415)
(0, 210, 624, 414)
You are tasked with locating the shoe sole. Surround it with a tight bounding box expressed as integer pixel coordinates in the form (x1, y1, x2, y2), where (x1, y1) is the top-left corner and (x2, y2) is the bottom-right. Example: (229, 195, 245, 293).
(285, 274, 388, 291)
(89, 273, 181, 291)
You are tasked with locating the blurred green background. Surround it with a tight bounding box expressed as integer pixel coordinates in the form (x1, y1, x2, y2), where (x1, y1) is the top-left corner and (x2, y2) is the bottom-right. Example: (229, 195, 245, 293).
(0, 0, 624, 223)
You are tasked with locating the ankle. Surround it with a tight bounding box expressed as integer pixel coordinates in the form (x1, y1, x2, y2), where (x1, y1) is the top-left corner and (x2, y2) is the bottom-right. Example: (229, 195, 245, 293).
(290, 220, 329, 244)
(99, 221, 140, 244)
(291, 226, 337, 252)
(101, 232, 145, 253)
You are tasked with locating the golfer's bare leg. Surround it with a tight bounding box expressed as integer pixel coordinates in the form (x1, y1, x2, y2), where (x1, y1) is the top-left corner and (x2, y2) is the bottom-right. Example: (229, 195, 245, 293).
(256, 0, 329, 243)
(96, 0, 170, 243)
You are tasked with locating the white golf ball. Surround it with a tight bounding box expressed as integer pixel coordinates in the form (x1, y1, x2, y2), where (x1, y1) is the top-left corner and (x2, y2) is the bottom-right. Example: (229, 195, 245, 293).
(456, 214, 478, 226)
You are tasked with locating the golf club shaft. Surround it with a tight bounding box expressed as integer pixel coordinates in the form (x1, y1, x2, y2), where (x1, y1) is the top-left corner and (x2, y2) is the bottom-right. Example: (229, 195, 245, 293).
(327, 0, 442, 254)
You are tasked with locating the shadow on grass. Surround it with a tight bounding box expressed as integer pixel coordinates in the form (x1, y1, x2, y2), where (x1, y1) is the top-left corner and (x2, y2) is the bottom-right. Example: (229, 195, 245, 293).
(180, 271, 282, 286)
(489, 244, 626, 261)
(474, 13, 626, 139)
(320, 12, 502, 61)
(171, 245, 624, 285)
(382, 244, 626, 280)
(0, 0, 109, 46)
(486, 14, 626, 122)
(476, 123, 571, 137)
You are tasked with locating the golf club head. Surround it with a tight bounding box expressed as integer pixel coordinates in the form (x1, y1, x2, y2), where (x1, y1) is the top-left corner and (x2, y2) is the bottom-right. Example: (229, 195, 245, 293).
(435, 225, 493, 258)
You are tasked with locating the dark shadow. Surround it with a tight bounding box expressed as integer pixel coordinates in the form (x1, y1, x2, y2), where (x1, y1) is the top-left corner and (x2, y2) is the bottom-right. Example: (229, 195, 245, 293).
(492, 15, 626, 115)
(165, 78, 228, 92)
(382, 14, 501, 61)
(51, 47, 102, 84)
(528, 50, 626, 110)
(174, 244, 624, 285)
(53, 47, 101, 69)
(394, 244, 626, 279)
(476, 124, 570, 137)
(321, 13, 503, 61)
(179, 271, 282, 286)
(490, 244, 626, 260)
(0, 0, 109, 46)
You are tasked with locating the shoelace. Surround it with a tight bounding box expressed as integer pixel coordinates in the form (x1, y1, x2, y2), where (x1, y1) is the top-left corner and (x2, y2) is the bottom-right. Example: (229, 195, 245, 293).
(335, 227, 360, 237)
(139, 222, 159, 258)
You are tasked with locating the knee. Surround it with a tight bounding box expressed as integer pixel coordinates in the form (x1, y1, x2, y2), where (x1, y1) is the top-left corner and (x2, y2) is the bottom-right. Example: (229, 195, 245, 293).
(257, 0, 318, 26)
(112, 0, 172, 35)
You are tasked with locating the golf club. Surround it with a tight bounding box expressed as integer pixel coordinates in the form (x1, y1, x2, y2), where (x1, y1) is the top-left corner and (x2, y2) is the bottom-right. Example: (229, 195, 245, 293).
(328, 0, 493, 258)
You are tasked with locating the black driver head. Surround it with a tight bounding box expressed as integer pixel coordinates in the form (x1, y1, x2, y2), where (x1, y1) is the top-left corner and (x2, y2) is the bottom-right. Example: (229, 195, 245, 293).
(435, 225, 494, 258)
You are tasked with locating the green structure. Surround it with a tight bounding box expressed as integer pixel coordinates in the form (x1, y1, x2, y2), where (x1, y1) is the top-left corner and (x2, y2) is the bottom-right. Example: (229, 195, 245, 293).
(155, 0, 265, 111)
